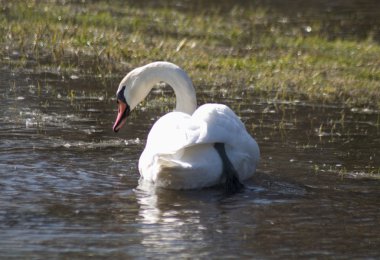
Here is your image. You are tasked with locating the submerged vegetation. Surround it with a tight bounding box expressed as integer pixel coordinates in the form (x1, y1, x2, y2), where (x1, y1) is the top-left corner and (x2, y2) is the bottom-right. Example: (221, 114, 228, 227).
(1, 0, 380, 108)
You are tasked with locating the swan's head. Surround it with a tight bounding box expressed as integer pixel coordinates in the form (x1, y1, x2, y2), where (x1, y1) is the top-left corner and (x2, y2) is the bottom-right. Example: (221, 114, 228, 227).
(112, 62, 197, 132)
(112, 67, 144, 132)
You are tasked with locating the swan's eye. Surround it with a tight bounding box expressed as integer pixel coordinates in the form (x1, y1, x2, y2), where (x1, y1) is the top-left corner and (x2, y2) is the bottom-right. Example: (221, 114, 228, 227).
(117, 86, 127, 104)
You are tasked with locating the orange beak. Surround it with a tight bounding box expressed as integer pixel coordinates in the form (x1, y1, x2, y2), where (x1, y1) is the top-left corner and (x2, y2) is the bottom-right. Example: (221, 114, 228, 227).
(113, 101, 129, 132)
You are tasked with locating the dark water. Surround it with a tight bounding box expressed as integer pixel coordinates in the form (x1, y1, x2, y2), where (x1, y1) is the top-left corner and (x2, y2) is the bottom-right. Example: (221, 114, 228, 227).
(1, 65, 379, 259)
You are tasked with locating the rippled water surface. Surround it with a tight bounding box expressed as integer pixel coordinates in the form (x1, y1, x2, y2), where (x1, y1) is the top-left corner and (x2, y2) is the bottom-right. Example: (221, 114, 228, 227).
(1, 64, 379, 259)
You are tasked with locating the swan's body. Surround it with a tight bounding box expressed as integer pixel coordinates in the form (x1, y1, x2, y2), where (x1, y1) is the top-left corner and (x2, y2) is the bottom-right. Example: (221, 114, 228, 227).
(113, 62, 259, 190)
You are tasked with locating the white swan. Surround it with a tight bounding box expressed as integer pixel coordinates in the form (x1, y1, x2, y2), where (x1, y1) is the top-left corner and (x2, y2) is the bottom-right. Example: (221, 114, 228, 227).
(113, 61, 259, 190)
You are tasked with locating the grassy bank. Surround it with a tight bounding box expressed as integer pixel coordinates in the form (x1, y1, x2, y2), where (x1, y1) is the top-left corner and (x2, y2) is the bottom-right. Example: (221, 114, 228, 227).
(1, 0, 380, 108)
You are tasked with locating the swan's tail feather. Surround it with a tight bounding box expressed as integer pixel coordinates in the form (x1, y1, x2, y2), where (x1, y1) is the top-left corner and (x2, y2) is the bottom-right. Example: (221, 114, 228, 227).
(214, 143, 244, 194)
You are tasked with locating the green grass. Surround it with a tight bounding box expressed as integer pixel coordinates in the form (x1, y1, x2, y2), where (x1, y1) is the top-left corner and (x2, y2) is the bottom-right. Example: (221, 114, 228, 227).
(1, 0, 380, 108)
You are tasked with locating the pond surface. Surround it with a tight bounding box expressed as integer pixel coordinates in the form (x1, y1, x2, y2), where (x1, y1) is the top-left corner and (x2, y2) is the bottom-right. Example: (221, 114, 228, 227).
(1, 64, 379, 259)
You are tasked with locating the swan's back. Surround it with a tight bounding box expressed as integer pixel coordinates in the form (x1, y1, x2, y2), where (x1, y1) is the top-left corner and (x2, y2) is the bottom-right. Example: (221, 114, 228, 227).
(139, 103, 260, 189)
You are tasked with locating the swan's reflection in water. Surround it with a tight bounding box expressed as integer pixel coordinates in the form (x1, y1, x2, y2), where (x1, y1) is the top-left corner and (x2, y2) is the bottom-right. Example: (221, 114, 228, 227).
(135, 180, 212, 255)
(132, 178, 293, 257)
(131, 170, 317, 257)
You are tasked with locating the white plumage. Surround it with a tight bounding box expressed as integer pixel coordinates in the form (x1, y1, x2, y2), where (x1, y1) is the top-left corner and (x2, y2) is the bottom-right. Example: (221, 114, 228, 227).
(113, 62, 259, 190)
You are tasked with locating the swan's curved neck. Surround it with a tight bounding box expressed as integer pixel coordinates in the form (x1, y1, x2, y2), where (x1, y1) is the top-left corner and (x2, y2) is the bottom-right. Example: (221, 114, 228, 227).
(126, 62, 197, 115)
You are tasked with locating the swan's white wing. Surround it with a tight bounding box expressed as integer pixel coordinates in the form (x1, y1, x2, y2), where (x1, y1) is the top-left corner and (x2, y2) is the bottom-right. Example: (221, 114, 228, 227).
(144, 111, 201, 154)
(144, 104, 247, 152)
(190, 104, 247, 144)
(139, 103, 260, 189)
(139, 111, 223, 188)
(190, 104, 260, 180)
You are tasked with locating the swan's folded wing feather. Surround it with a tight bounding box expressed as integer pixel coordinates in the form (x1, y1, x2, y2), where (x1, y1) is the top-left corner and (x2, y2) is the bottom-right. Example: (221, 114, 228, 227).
(140, 104, 260, 189)
(145, 104, 251, 154)
(145, 112, 201, 154)
(190, 104, 248, 145)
